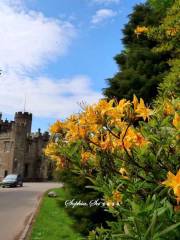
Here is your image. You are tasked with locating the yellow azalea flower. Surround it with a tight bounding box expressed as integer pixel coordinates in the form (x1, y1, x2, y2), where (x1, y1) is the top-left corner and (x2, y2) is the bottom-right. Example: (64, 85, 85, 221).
(119, 127, 148, 151)
(44, 142, 58, 157)
(173, 112, 180, 130)
(89, 124, 99, 132)
(83, 104, 104, 127)
(135, 98, 152, 121)
(100, 133, 113, 151)
(124, 127, 137, 141)
(117, 99, 130, 114)
(55, 156, 66, 169)
(119, 127, 136, 151)
(119, 168, 129, 179)
(164, 102, 175, 115)
(81, 151, 91, 163)
(121, 138, 133, 151)
(135, 132, 149, 147)
(100, 99, 115, 116)
(162, 170, 180, 203)
(78, 126, 87, 138)
(133, 94, 138, 110)
(105, 108, 120, 119)
(119, 167, 127, 175)
(134, 26, 148, 35)
(112, 138, 121, 149)
(110, 118, 127, 130)
(50, 120, 64, 134)
(79, 115, 87, 126)
(89, 134, 100, 148)
(112, 191, 122, 203)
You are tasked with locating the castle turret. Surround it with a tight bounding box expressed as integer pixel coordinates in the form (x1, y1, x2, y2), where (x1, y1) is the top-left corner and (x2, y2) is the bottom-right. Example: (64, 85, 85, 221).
(15, 112, 32, 134)
(13, 112, 32, 177)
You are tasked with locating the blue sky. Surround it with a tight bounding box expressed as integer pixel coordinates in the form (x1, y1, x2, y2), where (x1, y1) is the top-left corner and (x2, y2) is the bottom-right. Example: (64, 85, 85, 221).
(0, 0, 144, 132)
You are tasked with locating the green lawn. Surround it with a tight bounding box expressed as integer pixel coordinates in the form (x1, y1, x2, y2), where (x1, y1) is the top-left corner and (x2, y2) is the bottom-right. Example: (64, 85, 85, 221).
(29, 188, 83, 240)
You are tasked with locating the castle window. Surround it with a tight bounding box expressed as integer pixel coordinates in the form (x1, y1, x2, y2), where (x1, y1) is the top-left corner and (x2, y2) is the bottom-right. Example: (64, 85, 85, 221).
(4, 141, 11, 152)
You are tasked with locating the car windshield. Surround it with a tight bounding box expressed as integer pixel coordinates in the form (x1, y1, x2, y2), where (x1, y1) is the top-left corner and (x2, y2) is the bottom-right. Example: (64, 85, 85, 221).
(4, 175, 17, 180)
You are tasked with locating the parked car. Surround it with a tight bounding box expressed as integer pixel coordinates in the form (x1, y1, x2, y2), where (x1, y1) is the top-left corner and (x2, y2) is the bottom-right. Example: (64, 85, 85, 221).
(2, 174, 23, 188)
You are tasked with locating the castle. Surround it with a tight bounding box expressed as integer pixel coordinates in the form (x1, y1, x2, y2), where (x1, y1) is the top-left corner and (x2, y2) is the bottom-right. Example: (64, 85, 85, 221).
(0, 112, 51, 181)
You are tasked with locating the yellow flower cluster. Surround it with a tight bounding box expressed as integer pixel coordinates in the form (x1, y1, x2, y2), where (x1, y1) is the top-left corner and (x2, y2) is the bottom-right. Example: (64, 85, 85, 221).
(163, 100, 180, 116)
(106, 191, 122, 208)
(163, 100, 180, 130)
(50, 120, 64, 134)
(81, 151, 97, 165)
(162, 170, 180, 204)
(166, 28, 178, 37)
(81, 151, 91, 163)
(164, 101, 175, 115)
(45, 143, 66, 169)
(46, 96, 152, 167)
(134, 26, 148, 36)
(134, 97, 152, 121)
(112, 190, 122, 203)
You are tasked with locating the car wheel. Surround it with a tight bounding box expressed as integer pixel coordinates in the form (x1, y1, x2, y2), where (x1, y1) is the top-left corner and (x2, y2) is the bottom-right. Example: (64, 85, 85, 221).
(2, 185, 5, 188)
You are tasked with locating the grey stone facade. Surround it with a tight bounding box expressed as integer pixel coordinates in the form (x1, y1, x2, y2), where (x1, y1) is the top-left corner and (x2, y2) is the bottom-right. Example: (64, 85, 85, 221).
(0, 112, 50, 181)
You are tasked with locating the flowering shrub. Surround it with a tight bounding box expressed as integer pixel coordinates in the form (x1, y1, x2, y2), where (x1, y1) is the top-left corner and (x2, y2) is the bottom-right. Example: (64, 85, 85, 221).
(45, 93, 180, 238)
(45, 1, 180, 237)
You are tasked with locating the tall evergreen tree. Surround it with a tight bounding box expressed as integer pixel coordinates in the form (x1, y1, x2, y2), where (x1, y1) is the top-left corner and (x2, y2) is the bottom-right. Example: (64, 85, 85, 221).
(103, 3, 172, 103)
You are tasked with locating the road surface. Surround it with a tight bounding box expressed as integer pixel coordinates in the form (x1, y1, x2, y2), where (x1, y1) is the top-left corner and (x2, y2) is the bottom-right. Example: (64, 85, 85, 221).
(0, 182, 62, 240)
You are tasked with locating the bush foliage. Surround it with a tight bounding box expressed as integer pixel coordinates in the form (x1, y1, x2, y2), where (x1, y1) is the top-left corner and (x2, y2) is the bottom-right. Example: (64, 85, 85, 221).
(45, 1, 180, 239)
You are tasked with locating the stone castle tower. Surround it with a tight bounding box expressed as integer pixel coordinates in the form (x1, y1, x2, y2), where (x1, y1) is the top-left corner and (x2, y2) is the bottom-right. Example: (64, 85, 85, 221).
(0, 112, 50, 181)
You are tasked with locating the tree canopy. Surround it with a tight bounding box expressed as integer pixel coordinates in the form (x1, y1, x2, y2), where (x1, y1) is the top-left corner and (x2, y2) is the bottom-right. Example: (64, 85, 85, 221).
(103, 2, 174, 103)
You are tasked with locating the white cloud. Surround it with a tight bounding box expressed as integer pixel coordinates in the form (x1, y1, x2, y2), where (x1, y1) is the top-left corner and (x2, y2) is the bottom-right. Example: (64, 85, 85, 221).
(0, 1, 76, 72)
(0, 73, 102, 118)
(91, 8, 117, 25)
(0, 1, 102, 118)
(92, 0, 120, 4)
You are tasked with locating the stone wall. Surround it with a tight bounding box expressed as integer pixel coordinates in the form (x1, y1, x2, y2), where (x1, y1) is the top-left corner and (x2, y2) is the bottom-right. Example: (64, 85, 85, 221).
(0, 112, 50, 181)
(0, 130, 15, 180)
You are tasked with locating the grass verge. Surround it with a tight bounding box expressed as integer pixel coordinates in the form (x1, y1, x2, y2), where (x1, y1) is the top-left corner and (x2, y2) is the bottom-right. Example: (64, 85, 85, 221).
(29, 187, 83, 240)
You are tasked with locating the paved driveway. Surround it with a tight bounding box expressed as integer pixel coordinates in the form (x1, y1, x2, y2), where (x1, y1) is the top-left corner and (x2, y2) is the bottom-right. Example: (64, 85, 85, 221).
(0, 182, 62, 240)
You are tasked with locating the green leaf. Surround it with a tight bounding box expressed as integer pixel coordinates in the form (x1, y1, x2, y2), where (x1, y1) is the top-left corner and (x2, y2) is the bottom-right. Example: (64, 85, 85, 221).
(124, 223, 133, 236)
(156, 146, 163, 161)
(112, 233, 137, 239)
(144, 211, 157, 239)
(156, 206, 167, 217)
(153, 222, 180, 239)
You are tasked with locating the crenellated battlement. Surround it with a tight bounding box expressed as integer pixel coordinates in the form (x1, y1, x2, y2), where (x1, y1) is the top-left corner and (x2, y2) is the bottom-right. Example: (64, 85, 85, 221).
(14, 112, 32, 133)
(28, 130, 49, 142)
(0, 118, 14, 133)
(15, 112, 32, 120)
